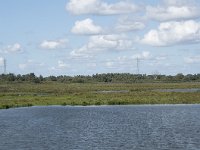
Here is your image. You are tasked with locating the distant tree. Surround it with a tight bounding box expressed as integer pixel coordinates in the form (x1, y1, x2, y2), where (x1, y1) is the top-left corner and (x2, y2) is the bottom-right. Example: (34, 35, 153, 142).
(39, 75, 44, 82)
(176, 73, 184, 80)
(1, 72, 200, 83)
(48, 76, 57, 81)
(6, 73, 15, 81)
(33, 77, 41, 83)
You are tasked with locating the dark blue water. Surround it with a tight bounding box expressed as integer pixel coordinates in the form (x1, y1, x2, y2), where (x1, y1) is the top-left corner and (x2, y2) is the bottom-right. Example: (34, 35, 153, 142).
(0, 105, 200, 150)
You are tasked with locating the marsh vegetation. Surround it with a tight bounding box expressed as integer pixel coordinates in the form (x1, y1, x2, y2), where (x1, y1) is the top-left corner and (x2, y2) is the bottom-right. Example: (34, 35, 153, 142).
(0, 79, 200, 109)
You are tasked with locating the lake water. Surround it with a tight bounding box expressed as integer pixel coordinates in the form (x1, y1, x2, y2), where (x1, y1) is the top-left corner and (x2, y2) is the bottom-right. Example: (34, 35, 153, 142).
(0, 105, 200, 150)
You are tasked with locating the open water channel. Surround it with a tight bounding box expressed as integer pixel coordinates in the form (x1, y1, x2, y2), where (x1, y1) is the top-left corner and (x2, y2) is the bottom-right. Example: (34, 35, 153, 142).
(0, 105, 200, 150)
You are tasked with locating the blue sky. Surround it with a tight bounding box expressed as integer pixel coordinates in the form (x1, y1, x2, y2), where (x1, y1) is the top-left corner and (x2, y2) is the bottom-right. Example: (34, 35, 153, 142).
(0, 0, 200, 76)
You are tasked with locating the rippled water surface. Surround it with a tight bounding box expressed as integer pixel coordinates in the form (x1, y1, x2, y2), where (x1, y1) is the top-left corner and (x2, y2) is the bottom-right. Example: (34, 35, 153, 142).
(0, 105, 200, 150)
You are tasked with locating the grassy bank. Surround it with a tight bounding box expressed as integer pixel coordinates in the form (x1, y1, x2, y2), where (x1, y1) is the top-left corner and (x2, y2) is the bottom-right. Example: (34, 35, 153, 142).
(0, 82, 200, 109)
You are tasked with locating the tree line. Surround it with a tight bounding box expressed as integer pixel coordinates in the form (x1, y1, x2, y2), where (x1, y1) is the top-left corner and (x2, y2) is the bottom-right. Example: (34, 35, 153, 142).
(0, 73, 200, 83)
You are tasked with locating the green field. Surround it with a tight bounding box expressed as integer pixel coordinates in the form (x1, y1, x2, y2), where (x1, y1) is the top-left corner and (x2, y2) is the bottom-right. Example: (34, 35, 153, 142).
(0, 82, 200, 109)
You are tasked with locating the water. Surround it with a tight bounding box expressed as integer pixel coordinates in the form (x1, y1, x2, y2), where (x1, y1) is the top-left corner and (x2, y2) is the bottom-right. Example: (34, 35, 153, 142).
(154, 88, 200, 93)
(95, 90, 129, 93)
(0, 105, 200, 150)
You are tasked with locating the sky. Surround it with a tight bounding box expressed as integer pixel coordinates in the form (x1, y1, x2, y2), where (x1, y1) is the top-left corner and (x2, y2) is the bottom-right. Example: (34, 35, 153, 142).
(0, 0, 200, 76)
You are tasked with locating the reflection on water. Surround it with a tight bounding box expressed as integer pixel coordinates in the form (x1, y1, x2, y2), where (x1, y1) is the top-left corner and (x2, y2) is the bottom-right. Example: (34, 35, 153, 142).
(0, 105, 200, 150)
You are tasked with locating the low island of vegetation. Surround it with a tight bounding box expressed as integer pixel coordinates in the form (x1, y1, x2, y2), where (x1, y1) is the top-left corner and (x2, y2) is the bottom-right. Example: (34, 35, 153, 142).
(0, 73, 200, 109)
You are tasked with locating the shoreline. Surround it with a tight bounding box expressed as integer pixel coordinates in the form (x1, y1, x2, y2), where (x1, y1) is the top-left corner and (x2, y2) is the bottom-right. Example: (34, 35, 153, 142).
(1, 103, 200, 110)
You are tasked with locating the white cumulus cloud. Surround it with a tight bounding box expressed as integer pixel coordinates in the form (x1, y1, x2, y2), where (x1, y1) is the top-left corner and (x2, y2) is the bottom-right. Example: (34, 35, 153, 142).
(19, 64, 27, 70)
(40, 39, 68, 50)
(88, 34, 133, 50)
(141, 20, 200, 46)
(115, 17, 145, 32)
(146, 5, 200, 21)
(164, 0, 196, 6)
(184, 56, 200, 64)
(71, 18, 103, 35)
(49, 60, 70, 71)
(70, 34, 134, 58)
(66, 0, 138, 15)
(19, 59, 45, 70)
(3, 43, 22, 53)
(145, 0, 200, 22)
(132, 51, 152, 60)
(58, 60, 70, 69)
(105, 61, 115, 68)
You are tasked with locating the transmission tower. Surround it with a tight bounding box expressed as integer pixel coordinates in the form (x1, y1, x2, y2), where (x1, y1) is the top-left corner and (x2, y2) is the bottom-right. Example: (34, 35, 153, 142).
(3, 58, 6, 74)
(136, 57, 139, 74)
